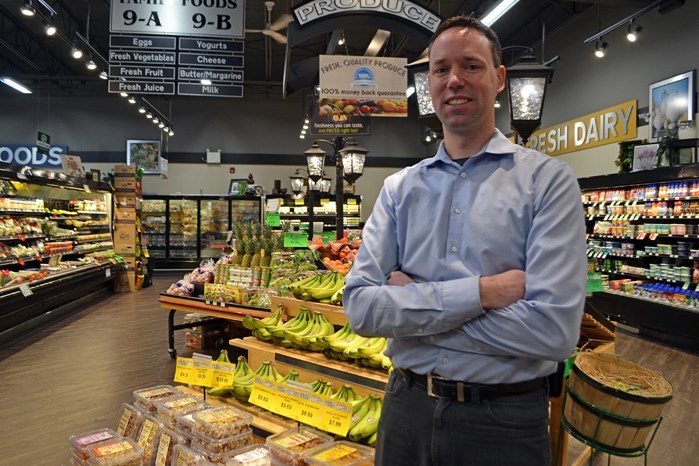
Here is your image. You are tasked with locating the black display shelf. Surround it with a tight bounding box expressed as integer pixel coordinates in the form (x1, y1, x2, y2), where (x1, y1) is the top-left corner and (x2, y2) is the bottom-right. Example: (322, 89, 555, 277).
(579, 164, 699, 190)
(0, 262, 119, 349)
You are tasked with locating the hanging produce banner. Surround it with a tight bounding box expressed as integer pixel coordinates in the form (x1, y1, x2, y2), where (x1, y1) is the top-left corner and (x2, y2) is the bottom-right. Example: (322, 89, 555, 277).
(318, 55, 408, 118)
(308, 95, 370, 137)
(526, 100, 637, 156)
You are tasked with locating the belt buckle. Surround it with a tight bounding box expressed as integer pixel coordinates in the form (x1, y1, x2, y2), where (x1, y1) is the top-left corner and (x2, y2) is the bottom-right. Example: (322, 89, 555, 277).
(426, 374, 466, 402)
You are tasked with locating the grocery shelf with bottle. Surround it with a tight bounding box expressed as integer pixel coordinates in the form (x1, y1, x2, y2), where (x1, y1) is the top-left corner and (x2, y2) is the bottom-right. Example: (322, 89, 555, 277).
(0, 162, 119, 348)
(580, 164, 699, 351)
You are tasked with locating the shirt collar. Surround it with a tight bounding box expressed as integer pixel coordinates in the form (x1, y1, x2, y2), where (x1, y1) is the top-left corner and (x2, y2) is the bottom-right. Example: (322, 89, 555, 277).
(430, 129, 515, 166)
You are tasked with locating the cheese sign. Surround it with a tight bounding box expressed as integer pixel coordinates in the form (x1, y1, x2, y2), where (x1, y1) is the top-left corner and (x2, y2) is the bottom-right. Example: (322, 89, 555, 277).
(527, 100, 637, 156)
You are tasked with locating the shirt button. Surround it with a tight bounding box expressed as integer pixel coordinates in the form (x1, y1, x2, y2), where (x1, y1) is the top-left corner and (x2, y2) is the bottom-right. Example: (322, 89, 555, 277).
(418, 327, 424, 333)
(460, 172, 467, 178)
(442, 357, 449, 364)
(454, 208, 461, 214)
(450, 246, 458, 253)
(429, 335, 436, 342)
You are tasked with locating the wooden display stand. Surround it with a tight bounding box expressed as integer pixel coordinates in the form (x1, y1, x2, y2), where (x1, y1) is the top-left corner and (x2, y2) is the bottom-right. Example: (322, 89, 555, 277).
(160, 293, 616, 463)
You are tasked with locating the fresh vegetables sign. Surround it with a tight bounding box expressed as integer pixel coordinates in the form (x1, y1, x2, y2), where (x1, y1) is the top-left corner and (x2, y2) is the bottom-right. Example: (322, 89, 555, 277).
(318, 55, 408, 118)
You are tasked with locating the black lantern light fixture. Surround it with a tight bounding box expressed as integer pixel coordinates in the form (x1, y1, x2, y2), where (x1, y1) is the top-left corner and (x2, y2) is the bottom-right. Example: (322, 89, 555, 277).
(303, 137, 369, 239)
(506, 54, 554, 144)
(339, 141, 368, 185)
(289, 168, 307, 195)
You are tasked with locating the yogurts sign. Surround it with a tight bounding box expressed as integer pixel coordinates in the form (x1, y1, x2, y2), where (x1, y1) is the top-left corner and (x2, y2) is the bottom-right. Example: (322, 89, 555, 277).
(319, 55, 408, 118)
(527, 100, 637, 156)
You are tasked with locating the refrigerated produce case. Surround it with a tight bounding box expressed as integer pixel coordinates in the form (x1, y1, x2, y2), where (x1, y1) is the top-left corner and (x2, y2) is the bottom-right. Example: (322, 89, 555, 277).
(141, 195, 262, 270)
(0, 162, 119, 348)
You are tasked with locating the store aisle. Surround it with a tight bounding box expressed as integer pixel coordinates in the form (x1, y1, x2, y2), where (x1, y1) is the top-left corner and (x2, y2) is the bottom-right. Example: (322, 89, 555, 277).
(0, 274, 697, 465)
(0, 274, 184, 466)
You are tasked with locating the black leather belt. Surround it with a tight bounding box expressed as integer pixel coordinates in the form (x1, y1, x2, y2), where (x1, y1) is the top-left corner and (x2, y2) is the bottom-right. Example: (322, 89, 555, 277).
(398, 368, 545, 402)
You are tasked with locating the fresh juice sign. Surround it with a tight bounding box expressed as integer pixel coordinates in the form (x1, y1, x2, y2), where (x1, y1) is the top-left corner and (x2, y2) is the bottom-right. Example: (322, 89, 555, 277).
(527, 100, 637, 156)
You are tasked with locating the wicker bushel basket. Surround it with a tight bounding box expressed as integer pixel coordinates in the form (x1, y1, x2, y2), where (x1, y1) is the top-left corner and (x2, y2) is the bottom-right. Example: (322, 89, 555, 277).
(563, 352, 672, 453)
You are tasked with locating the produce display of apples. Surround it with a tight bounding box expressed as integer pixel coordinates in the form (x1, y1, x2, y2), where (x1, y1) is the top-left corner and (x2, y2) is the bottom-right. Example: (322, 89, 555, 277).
(309, 234, 362, 276)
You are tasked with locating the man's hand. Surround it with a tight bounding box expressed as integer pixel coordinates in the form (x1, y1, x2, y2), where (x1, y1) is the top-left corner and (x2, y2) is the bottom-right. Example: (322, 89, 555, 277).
(479, 269, 525, 310)
(387, 270, 415, 286)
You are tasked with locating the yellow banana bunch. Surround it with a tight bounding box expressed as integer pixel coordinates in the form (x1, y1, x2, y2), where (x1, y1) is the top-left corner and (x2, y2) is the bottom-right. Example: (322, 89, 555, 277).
(329, 285, 345, 305)
(242, 304, 284, 331)
(331, 384, 362, 404)
(208, 349, 233, 397)
(267, 307, 312, 340)
(280, 369, 300, 384)
(296, 312, 337, 351)
(347, 394, 383, 442)
(232, 356, 255, 402)
(356, 337, 388, 358)
(288, 272, 345, 302)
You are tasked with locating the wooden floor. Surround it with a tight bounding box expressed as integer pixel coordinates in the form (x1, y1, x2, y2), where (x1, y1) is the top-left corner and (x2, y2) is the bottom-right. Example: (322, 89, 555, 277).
(0, 274, 697, 465)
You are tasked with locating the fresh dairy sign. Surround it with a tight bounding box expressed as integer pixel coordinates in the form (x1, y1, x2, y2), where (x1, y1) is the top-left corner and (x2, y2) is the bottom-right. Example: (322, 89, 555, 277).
(0, 145, 67, 168)
(527, 100, 637, 156)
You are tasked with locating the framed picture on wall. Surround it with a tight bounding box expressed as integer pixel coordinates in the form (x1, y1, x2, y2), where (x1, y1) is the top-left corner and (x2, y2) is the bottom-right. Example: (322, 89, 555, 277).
(649, 70, 695, 142)
(632, 143, 659, 172)
(126, 140, 160, 174)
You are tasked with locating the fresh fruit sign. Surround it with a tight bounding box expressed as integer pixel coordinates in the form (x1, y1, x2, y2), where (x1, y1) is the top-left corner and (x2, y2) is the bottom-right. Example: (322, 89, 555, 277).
(319, 55, 408, 118)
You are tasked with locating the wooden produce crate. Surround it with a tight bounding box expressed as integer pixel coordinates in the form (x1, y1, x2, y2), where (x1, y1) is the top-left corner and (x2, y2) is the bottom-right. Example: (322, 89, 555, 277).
(271, 295, 347, 326)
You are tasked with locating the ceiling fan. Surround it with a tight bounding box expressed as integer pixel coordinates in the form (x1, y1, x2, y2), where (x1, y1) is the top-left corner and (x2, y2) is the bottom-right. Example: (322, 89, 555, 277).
(245, 1, 292, 45)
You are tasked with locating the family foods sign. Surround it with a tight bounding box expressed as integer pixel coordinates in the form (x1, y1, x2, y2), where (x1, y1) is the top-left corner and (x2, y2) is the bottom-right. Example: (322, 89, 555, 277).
(319, 55, 408, 117)
(527, 100, 637, 156)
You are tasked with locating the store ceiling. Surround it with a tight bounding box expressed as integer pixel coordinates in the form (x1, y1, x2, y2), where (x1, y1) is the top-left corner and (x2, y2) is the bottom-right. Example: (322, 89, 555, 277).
(0, 0, 677, 99)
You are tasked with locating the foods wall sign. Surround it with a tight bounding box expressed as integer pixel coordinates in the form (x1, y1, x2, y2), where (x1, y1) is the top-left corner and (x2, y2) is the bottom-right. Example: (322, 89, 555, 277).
(318, 55, 408, 118)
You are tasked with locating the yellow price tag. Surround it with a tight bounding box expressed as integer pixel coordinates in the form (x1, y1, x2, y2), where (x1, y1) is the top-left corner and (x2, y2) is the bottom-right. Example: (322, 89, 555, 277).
(320, 198, 330, 205)
(248, 377, 278, 411)
(174, 357, 194, 384)
(346, 198, 357, 205)
(317, 397, 352, 436)
(191, 359, 214, 387)
(294, 198, 304, 205)
(211, 361, 236, 387)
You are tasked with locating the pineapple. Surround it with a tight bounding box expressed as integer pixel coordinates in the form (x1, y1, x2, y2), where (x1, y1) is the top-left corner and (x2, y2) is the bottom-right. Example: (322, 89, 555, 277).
(232, 222, 244, 265)
(241, 235, 255, 267)
(260, 236, 273, 267)
(249, 234, 262, 268)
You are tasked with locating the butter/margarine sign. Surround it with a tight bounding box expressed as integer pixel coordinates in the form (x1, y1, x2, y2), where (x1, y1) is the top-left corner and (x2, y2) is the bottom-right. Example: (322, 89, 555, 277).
(527, 100, 637, 156)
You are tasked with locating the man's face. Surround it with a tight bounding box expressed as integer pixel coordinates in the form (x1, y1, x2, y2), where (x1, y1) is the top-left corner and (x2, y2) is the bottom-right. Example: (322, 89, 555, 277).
(428, 27, 505, 136)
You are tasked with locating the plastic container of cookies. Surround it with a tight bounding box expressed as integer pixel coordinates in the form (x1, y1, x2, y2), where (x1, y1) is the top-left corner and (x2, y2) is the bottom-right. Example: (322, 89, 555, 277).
(115, 403, 145, 440)
(154, 395, 205, 429)
(132, 385, 181, 413)
(191, 427, 254, 457)
(87, 436, 144, 466)
(135, 414, 164, 465)
(224, 444, 271, 466)
(70, 428, 120, 461)
(191, 406, 253, 440)
(265, 426, 334, 466)
(175, 404, 218, 437)
(171, 443, 208, 465)
(303, 441, 375, 466)
(152, 426, 185, 466)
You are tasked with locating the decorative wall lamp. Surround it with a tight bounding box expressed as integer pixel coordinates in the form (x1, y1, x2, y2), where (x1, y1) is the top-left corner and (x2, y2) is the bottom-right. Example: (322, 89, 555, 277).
(506, 54, 554, 144)
(289, 169, 307, 195)
(304, 137, 368, 239)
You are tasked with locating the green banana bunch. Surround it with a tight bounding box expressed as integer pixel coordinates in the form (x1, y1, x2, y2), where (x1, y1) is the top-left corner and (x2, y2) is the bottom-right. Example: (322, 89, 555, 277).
(289, 274, 325, 299)
(280, 369, 299, 384)
(331, 384, 362, 404)
(310, 379, 335, 397)
(232, 356, 255, 402)
(347, 394, 383, 442)
(329, 284, 345, 305)
(303, 272, 346, 301)
(251, 326, 275, 341)
(297, 313, 336, 351)
(242, 304, 284, 331)
(267, 307, 311, 339)
(208, 350, 233, 397)
(257, 360, 282, 382)
(366, 431, 378, 447)
(356, 337, 388, 358)
(317, 322, 352, 350)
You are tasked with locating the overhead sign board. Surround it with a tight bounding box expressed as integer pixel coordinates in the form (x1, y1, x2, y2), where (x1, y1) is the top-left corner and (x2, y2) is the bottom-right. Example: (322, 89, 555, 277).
(178, 52, 243, 69)
(109, 65, 176, 80)
(110, 1, 245, 38)
(109, 35, 176, 50)
(179, 37, 244, 53)
(178, 82, 243, 98)
(179, 68, 243, 83)
(109, 50, 176, 65)
(108, 80, 175, 95)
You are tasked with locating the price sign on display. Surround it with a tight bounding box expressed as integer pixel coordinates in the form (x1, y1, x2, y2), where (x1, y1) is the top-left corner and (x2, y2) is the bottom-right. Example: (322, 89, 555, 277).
(265, 212, 281, 227)
(248, 378, 352, 436)
(211, 361, 236, 388)
(192, 359, 214, 387)
(174, 357, 194, 384)
(284, 232, 308, 248)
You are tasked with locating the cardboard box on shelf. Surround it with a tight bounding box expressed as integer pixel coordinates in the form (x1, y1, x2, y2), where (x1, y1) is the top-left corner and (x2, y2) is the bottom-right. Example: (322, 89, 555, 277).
(114, 270, 137, 292)
(115, 195, 137, 209)
(114, 226, 136, 243)
(114, 243, 136, 255)
(115, 164, 136, 175)
(115, 209, 136, 221)
(115, 178, 136, 190)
